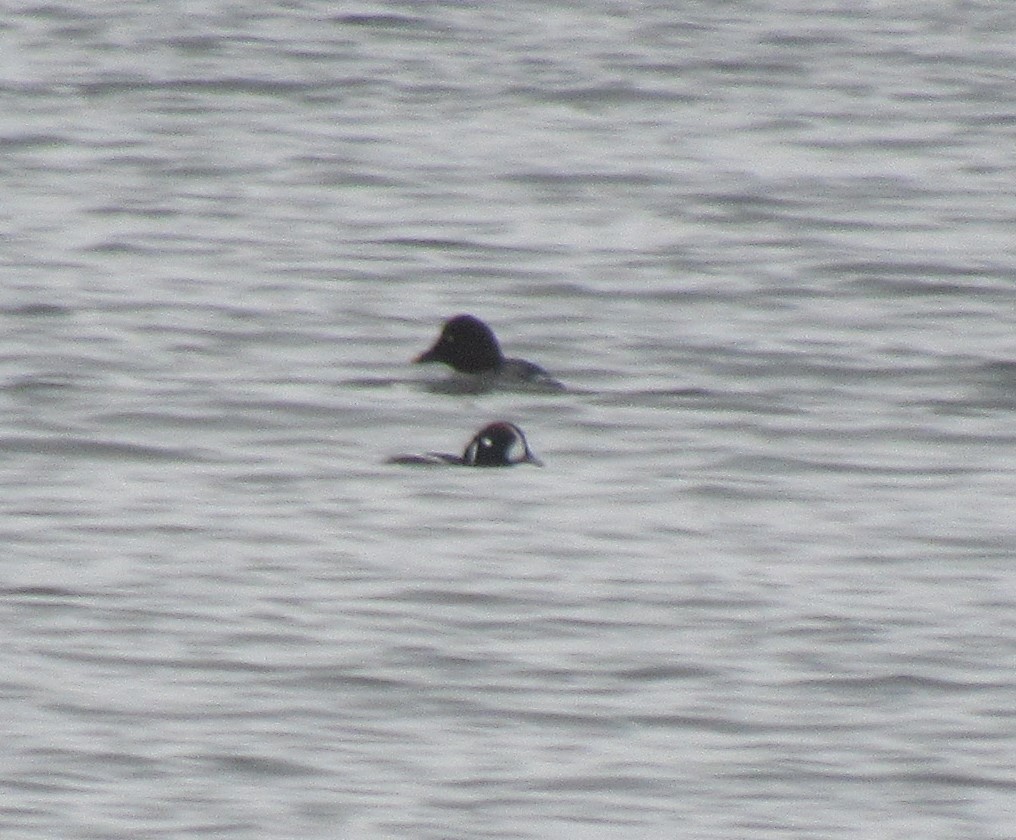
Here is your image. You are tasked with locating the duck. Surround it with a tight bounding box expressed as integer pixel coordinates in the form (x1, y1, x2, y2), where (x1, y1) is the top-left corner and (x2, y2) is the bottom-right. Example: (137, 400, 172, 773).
(387, 422, 543, 467)
(414, 314, 563, 391)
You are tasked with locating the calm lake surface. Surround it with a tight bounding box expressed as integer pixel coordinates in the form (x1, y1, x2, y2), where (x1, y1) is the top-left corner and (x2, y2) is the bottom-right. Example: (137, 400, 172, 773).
(2, 2, 1015, 838)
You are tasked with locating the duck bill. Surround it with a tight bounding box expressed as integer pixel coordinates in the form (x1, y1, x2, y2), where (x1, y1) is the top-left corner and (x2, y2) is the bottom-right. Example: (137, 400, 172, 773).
(523, 450, 544, 467)
(414, 347, 438, 364)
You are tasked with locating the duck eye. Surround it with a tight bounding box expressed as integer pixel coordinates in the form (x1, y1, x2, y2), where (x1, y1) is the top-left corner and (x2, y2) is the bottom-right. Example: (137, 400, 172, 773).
(481, 436, 492, 448)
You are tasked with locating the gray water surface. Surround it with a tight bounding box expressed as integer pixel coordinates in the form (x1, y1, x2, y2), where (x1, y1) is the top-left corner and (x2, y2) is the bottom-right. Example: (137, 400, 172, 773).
(2, 2, 1015, 839)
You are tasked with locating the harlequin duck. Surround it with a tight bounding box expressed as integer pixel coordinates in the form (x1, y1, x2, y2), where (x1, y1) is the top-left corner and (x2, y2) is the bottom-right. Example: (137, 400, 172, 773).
(387, 422, 543, 467)
(414, 314, 563, 392)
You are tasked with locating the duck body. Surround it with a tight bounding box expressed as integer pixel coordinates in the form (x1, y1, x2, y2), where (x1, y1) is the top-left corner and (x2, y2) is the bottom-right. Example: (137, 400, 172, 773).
(414, 315, 563, 392)
(387, 422, 543, 467)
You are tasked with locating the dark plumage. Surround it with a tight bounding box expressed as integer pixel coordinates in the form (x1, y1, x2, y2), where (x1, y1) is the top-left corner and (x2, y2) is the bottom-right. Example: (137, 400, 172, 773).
(415, 314, 503, 374)
(387, 422, 543, 467)
(414, 314, 563, 391)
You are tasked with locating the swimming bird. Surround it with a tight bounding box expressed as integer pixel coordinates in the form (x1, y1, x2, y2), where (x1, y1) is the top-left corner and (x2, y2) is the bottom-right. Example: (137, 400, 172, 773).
(414, 314, 563, 391)
(387, 422, 543, 467)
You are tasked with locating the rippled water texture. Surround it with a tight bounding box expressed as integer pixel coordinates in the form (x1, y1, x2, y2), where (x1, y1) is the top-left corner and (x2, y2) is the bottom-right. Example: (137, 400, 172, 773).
(2, 2, 1015, 839)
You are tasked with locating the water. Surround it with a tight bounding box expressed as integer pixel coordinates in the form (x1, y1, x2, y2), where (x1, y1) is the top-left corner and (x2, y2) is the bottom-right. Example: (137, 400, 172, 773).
(2, 2, 1015, 838)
